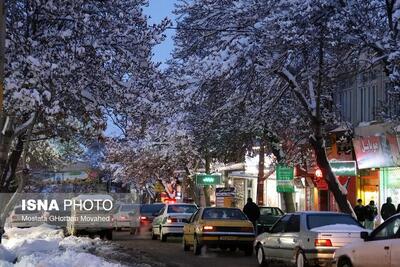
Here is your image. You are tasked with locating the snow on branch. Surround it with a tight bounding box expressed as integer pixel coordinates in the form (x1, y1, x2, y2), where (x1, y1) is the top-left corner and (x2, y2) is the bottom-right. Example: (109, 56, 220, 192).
(13, 113, 37, 138)
(280, 68, 315, 119)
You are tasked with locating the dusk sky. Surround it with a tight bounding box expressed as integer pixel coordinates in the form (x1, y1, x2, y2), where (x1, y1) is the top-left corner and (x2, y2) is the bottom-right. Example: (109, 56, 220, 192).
(144, 0, 177, 68)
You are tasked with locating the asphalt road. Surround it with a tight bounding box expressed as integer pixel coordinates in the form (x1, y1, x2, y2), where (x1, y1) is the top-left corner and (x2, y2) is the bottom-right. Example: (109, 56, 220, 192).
(111, 231, 260, 267)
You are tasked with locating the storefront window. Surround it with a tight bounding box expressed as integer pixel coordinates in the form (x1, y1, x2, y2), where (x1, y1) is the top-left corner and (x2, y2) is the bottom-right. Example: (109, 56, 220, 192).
(381, 167, 400, 208)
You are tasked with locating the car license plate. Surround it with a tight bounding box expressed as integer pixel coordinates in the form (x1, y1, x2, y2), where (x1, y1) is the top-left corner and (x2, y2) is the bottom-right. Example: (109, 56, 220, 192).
(220, 236, 238, 241)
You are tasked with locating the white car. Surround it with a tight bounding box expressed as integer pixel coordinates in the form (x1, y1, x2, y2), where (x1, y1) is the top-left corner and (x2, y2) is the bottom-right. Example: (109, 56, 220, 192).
(113, 203, 140, 234)
(333, 214, 400, 267)
(255, 212, 366, 267)
(66, 194, 114, 239)
(8, 205, 46, 228)
(152, 203, 197, 242)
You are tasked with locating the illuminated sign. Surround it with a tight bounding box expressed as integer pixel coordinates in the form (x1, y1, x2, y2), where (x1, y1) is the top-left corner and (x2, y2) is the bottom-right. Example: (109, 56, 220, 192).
(195, 174, 222, 185)
(330, 161, 357, 176)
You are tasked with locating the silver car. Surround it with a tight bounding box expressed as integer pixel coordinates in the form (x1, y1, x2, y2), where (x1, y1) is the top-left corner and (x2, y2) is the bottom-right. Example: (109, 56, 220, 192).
(254, 211, 365, 267)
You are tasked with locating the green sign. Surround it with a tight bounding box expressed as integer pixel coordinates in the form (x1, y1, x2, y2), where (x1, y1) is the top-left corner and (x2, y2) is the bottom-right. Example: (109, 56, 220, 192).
(276, 165, 295, 193)
(330, 161, 357, 176)
(195, 173, 221, 185)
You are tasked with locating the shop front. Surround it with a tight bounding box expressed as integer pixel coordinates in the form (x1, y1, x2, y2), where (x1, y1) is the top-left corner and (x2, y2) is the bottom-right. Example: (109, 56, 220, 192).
(353, 132, 400, 222)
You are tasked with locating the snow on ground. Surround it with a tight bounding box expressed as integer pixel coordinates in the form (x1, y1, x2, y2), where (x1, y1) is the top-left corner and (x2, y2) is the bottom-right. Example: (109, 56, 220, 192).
(0, 224, 127, 267)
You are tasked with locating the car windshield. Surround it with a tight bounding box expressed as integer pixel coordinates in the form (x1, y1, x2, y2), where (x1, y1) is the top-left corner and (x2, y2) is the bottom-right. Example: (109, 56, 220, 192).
(307, 214, 360, 229)
(202, 208, 247, 220)
(167, 205, 197, 214)
(140, 204, 165, 214)
(120, 204, 138, 212)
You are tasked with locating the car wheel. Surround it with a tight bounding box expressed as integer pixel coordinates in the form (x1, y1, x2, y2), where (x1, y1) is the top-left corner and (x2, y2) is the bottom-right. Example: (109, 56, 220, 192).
(296, 250, 308, 267)
(182, 236, 190, 251)
(256, 245, 268, 266)
(160, 227, 167, 242)
(130, 227, 137, 235)
(193, 236, 202, 255)
(105, 230, 113, 240)
(338, 257, 353, 267)
(151, 228, 157, 240)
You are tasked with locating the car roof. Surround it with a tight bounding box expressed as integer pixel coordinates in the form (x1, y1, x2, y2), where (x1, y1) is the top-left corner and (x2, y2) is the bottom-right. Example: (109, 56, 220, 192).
(286, 211, 350, 216)
(165, 203, 197, 206)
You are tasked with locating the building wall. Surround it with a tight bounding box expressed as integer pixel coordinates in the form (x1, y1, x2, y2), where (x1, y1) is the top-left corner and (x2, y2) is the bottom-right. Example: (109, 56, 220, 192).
(334, 65, 399, 126)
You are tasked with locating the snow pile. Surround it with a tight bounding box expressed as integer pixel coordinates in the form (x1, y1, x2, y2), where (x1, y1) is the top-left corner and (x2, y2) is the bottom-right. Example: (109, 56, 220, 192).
(1, 224, 125, 267)
(311, 224, 364, 232)
(0, 245, 16, 265)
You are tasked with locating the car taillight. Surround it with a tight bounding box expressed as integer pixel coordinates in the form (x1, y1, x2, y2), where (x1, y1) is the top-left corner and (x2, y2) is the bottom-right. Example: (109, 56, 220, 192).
(140, 216, 147, 221)
(315, 239, 332, 247)
(203, 225, 214, 231)
(166, 217, 177, 223)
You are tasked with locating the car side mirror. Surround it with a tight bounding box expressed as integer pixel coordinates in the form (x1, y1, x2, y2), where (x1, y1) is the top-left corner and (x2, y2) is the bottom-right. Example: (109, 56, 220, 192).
(360, 231, 369, 241)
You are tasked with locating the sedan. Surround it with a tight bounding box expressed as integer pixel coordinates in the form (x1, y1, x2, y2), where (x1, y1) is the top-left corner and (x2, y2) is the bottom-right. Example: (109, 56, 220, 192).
(113, 203, 140, 234)
(183, 207, 255, 256)
(152, 203, 197, 241)
(333, 214, 400, 267)
(139, 203, 165, 233)
(255, 211, 365, 267)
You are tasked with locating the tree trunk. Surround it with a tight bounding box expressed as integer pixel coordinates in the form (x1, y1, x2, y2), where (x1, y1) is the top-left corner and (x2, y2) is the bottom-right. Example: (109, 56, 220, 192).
(310, 135, 353, 215)
(203, 155, 211, 207)
(257, 141, 265, 205)
(0, 136, 24, 192)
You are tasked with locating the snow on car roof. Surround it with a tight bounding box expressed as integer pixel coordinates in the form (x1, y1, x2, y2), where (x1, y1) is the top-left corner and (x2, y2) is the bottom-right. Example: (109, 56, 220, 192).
(310, 224, 364, 232)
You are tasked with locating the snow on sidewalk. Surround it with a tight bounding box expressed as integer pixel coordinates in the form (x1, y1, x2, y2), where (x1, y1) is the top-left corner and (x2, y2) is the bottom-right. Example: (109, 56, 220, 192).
(0, 224, 130, 267)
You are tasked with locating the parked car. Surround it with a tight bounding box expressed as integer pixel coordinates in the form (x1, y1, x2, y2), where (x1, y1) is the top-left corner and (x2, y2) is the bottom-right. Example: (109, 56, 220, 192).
(183, 207, 255, 256)
(333, 213, 400, 267)
(66, 194, 114, 240)
(8, 205, 46, 228)
(152, 203, 197, 241)
(254, 211, 366, 267)
(257, 207, 284, 233)
(113, 203, 140, 234)
(139, 203, 165, 232)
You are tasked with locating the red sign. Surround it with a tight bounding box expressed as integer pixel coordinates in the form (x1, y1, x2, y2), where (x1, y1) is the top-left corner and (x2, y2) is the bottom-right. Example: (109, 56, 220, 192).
(353, 135, 400, 169)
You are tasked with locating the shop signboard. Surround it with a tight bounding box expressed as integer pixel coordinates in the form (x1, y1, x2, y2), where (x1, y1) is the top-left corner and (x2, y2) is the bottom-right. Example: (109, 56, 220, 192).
(215, 187, 235, 207)
(195, 173, 222, 185)
(353, 135, 400, 169)
(329, 161, 357, 176)
(276, 165, 295, 193)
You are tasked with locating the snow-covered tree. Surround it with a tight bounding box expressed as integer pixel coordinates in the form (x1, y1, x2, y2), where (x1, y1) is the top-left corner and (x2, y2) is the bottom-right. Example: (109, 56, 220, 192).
(171, 0, 367, 214)
(0, 0, 167, 222)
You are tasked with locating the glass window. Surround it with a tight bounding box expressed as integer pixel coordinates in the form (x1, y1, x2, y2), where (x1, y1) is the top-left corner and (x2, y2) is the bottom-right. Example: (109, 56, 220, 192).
(191, 210, 201, 222)
(372, 217, 400, 239)
(167, 204, 197, 214)
(270, 215, 290, 233)
(140, 204, 165, 214)
(285, 215, 300, 233)
(273, 208, 284, 216)
(202, 208, 247, 220)
(307, 214, 360, 229)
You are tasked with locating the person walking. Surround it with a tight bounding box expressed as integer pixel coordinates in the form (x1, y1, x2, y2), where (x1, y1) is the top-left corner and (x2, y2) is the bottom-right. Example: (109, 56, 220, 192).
(365, 200, 378, 230)
(381, 197, 396, 221)
(354, 199, 366, 226)
(396, 203, 400, 214)
(243, 197, 260, 231)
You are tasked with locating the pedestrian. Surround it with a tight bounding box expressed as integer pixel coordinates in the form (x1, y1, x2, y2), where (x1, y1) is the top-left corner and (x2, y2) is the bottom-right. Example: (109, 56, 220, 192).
(381, 197, 396, 221)
(365, 200, 378, 230)
(243, 197, 260, 230)
(354, 199, 366, 226)
(397, 203, 400, 214)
